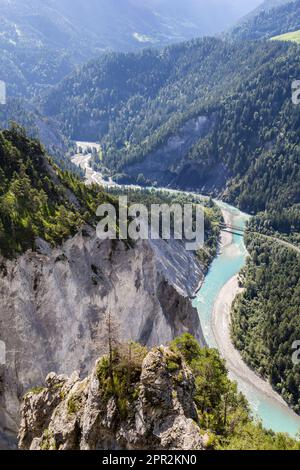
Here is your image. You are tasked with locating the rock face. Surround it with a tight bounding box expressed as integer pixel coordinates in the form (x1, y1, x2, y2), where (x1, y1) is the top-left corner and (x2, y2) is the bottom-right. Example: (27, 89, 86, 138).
(122, 116, 213, 189)
(0, 226, 205, 448)
(19, 346, 207, 450)
(118, 115, 230, 193)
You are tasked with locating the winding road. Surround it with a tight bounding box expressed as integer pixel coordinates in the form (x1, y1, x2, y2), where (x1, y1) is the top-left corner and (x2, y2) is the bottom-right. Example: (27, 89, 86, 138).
(254, 233, 300, 255)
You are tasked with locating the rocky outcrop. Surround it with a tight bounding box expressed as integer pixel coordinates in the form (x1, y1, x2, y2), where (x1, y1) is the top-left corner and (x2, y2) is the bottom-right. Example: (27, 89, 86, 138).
(19, 346, 208, 450)
(122, 116, 212, 188)
(0, 226, 205, 448)
(118, 115, 229, 193)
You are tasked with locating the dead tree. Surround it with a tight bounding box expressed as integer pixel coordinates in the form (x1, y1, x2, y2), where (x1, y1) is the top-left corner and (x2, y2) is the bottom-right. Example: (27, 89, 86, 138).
(101, 311, 121, 394)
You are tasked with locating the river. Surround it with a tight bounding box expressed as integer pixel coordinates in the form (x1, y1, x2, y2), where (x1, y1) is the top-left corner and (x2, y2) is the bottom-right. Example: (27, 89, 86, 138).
(193, 201, 300, 436)
(71, 148, 300, 436)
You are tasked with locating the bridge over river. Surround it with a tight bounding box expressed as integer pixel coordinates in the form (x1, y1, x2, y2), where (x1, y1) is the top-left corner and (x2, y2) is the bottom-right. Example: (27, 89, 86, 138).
(220, 222, 245, 236)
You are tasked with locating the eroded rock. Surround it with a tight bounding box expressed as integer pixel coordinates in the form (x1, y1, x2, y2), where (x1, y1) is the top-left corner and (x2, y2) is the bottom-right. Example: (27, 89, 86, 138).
(19, 346, 207, 451)
(0, 231, 205, 448)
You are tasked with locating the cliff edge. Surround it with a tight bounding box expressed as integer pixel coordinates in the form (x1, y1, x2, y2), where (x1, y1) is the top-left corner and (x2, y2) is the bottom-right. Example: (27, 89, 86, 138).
(19, 346, 208, 450)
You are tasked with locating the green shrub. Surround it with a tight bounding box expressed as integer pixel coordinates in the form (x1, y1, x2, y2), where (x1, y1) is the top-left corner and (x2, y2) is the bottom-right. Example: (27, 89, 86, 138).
(26, 386, 46, 396)
(166, 361, 180, 372)
(96, 342, 148, 418)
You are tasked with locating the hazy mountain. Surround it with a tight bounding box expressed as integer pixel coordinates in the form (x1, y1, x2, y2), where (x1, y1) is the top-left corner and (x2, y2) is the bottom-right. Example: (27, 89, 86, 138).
(229, 0, 299, 40)
(0, 0, 264, 96)
(253, 0, 292, 11)
(0, 0, 264, 53)
(230, 0, 292, 26)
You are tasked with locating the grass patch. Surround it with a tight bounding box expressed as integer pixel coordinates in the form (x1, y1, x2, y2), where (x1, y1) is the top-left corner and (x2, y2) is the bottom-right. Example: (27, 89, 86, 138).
(271, 30, 300, 44)
(40, 429, 57, 451)
(166, 361, 180, 372)
(67, 395, 82, 415)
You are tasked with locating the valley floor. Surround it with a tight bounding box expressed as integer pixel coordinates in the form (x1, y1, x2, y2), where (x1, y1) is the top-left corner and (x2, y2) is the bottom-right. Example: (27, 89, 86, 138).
(211, 209, 299, 417)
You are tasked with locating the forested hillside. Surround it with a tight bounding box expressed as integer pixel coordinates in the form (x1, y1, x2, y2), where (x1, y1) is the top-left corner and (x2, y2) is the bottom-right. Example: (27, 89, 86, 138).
(230, 0, 300, 40)
(106, 186, 222, 270)
(0, 126, 116, 256)
(42, 37, 300, 214)
(0, 125, 222, 259)
(0, 99, 75, 165)
(248, 206, 300, 248)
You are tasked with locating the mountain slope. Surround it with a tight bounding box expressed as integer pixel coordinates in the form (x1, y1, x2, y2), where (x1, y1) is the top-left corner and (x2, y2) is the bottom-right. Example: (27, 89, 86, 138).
(0, 0, 261, 98)
(0, 126, 118, 255)
(42, 37, 300, 213)
(0, 0, 262, 52)
(230, 0, 300, 40)
(234, 0, 291, 21)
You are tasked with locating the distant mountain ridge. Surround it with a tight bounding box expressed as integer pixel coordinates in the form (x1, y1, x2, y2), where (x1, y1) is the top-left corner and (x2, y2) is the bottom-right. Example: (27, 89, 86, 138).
(230, 0, 300, 40)
(0, 0, 262, 97)
(247, 0, 292, 14)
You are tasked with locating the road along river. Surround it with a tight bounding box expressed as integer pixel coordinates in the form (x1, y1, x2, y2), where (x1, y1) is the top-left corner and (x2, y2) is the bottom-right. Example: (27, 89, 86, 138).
(71, 148, 300, 436)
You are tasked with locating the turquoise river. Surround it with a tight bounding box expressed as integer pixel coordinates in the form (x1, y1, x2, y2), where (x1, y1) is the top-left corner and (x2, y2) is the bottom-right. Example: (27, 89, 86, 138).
(193, 200, 300, 436)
